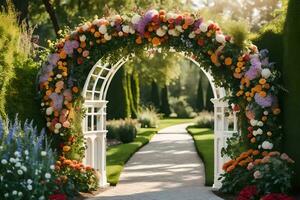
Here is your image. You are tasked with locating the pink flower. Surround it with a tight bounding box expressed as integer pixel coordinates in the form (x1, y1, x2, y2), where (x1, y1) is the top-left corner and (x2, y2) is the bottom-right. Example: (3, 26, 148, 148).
(247, 162, 254, 170)
(82, 50, 89, 57)
(253, 170, 262, 179)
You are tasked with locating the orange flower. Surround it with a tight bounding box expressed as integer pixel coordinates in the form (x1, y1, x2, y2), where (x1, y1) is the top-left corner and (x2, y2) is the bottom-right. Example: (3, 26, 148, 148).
(210, 53, 218, 64)
(259, 91, 267, 97)
(224, 57, 232, 66)
(59, 50, 67, 59)
(226, 165, 235, 172)
(250, 137, 256, 143)
(182, 23, 189, 30)
(254, 159, 262, 165)
(72, 86, 79, 93)
(262, 116, 267, 121)
(152, 37, 161, 46)
(254, 85, 262, 92)
(259, 78, 267, 85)
(94, 31, 101, 38)
(135, 36, 142, 44)
(63, 145, 71, 152)
(235, 68, 241, 73)
(272, 108, 281, 115)
(222, 160, 235, 170)
(46, 90, 52, 96)
(237, 61, 244, 68)
(63, 159, 72, 165)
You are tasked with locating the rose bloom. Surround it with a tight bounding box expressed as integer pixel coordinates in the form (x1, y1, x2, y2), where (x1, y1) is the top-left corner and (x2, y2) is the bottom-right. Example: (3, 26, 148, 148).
(253, 170, 262, 179)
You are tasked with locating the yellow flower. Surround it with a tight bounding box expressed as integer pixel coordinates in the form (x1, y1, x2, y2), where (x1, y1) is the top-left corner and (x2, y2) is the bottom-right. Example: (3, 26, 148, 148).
(63, 146, 71, 152)
(259, 78, 267, 85)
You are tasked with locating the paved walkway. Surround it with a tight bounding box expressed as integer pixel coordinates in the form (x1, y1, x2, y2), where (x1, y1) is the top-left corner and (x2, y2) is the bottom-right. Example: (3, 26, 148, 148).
(91, 123, 222, 200)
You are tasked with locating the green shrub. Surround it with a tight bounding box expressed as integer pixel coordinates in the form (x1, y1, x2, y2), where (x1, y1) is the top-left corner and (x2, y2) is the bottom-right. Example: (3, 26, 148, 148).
(194, 111, 213, 128)
(137, 106, 160, 128)
(169, 96, 196, 118)
(0, 117, 59, 199)
(107, 118, 138, 143)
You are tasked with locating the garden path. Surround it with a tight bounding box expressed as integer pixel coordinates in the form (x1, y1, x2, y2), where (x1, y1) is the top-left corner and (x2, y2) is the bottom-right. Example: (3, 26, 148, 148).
(91, 123, 222, 200)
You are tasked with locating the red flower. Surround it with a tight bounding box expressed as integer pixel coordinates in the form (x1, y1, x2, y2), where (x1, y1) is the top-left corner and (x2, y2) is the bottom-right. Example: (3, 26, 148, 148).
(49, 194, 67, 200)
(237, 185, 258, 200)
(261, 193, 295, 200)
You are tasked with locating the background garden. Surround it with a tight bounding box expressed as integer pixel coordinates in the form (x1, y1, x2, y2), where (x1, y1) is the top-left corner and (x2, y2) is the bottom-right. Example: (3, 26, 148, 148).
(0, 0, 299, 199)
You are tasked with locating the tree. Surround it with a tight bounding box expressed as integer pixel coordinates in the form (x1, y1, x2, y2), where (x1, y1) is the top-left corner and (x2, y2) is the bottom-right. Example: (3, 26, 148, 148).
(205, 84, 214, 112)
(150, 80, 160, 109)
(42, 0, 60, 37)
(283, 0, 300, 190)
(160, 84, 171, 116)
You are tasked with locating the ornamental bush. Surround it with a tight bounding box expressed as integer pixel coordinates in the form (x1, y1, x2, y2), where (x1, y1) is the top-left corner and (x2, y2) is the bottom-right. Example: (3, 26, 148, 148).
(137, 106, 160, 128)
(107, 118, 138, 143)
(0, 117, 58, 199)
(194, 111, 213, 128)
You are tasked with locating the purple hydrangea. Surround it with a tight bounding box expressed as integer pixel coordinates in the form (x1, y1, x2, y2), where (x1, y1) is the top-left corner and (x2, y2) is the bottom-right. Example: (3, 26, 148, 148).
(137, 9, 158, 34)
(245, 55, 262, 80)
(254, 93, 273, 108)
(47, 53, 60, 66)
(49, 93, 64, 111)
(39, 64, 53, 83)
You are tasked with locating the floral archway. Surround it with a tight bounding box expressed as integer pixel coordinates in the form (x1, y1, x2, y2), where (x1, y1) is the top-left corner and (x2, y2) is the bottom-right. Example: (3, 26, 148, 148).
(38, 9, 292, 196)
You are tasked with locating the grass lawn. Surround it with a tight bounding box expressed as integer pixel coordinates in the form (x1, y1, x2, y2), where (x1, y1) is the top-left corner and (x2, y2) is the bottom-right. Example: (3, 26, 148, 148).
(186, 126, 214, 186)
(106, 118, 194, 185)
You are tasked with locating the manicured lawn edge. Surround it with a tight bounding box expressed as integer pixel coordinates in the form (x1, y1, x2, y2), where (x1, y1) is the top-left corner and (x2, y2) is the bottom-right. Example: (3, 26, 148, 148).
(186, 125, 214, 186)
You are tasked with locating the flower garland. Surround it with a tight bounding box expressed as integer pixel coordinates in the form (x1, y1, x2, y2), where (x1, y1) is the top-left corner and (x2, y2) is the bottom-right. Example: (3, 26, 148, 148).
(38, 9, 288, 187)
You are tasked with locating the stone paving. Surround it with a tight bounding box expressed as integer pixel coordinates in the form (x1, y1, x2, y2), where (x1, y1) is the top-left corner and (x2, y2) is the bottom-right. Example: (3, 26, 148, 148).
(91, 123, 223, 200)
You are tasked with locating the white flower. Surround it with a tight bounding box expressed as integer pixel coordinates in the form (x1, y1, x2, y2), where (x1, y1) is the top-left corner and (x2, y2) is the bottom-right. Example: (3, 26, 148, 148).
(46, 122, 51, 127)
(98, 25, 107, 34)
(81, 23, 89, 31)
(12, 191, 17, 195)
(168, 29, 180, 37)
(92, 18, 100, 25)
(263, 111, 269, 115)
(175, 25, 184, 32)
(131, 14, 141, 24)
(24, 150, 29, 155)
(188, 31, 196, 39)
(27, 179, 33, 184)
(39, 196, 45, 200)
(104, 33, 112, 41)
(41, 151, 47, 157)
(156, 28, 166, 37)
(250, 119, 258, 126)
(110, 21, 115, 27)
(26, 156, 29, 160)
(256, 128, 263, 135)
(166, 12, 175, 20)
(1, 159, 7, 165)
(9, 158, 15, 163)
(17, 170, 23, 175)
(50, 165, 55, 170)
(54, 123, 61, 129)
(21, 166, 27, 172)
(253, 170, 262, 179)
(262, 141, 273, 150)
(199, 23, 208, 32)
(41, 102, 45, 107)
(56, 74, 62, 79)
(46, 107, 53, 116)
(27, 185, 32, 191)
(18, 192, 23, 197)
(4, 193, 8, 197)
(216, 34, 226, 43)
(257, 121, 264, 127)
(118, 31, 124, 37)
(15, 162, 21, 167)
(122, 25, 130, 33)
(79, 35, 86, 42)
(129, 27, 135, 34)
(45, 173, 51, 179)
(14, 151, 21, 157)
(261, 68, 272, 79)
(54, 129, 59, 134)
(267, 131, 272, 136)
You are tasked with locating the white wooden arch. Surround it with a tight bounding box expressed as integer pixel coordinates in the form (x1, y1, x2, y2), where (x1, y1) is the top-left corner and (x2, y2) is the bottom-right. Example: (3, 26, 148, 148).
(82, 56, 238, 189)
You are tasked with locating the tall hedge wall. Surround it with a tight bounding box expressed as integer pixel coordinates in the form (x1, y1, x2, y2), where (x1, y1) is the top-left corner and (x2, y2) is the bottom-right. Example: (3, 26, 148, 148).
(283, 0, 300, 190)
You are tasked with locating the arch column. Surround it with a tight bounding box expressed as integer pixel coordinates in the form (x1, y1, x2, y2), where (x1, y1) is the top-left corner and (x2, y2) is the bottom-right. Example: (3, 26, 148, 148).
(82, 100, 109, 188)
(211, 98, 238, 189)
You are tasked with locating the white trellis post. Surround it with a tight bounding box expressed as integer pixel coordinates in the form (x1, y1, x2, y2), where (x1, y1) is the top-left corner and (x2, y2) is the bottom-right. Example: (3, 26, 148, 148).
(211, 98, 238, 189)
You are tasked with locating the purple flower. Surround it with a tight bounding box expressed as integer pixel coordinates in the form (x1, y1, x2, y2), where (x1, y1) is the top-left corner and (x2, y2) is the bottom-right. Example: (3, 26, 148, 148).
(245, 65, 261, 80)
(49, 93, 64, 111)
(250, 55, 262, 69)
(48, 53, 60, 66)
(71, 40, 79, 49)
(39, 64, 53, 83)
(63, 41, 74, 55)
(137, 9, 158, 34)
(254, 93, 273, 108)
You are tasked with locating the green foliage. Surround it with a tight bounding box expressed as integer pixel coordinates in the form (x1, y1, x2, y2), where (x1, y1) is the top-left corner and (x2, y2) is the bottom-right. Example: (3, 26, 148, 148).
(0, 117, 58, 199)
(252, 155, 294, 194)
(160, 84, 171, 116)
(0, 4, 21, 118)
(195, 73, 204, 111)
(223, 20, 250, 48)
(169, 96, 196, 118)
(221, 132, 246, 159)
(194, 111, 213, 129)
(150, 81, 160, 109)
(137, 106, 160, 128)
(283, 0, 300, 190)
(107, 118, 138, 143)
(186, 127, 214, 186)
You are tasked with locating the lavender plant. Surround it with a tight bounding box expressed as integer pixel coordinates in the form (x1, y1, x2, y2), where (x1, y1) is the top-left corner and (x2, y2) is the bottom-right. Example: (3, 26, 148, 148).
(0, 117, 59, 199)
